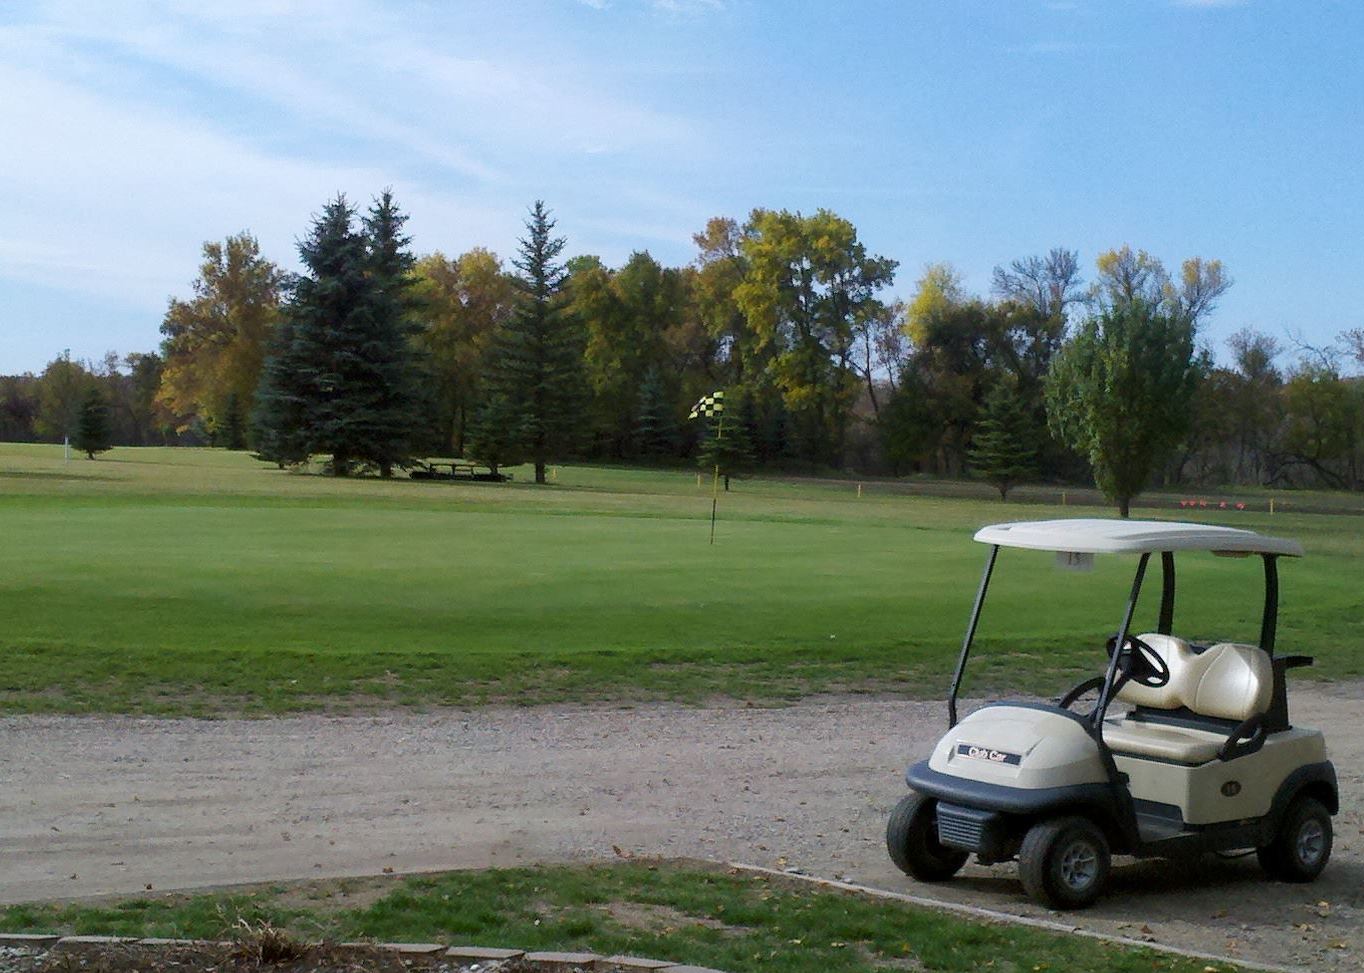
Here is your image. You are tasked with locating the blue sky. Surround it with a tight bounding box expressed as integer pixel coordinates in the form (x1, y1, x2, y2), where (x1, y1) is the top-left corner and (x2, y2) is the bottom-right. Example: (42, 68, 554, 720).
(2, 0, 1361, 374)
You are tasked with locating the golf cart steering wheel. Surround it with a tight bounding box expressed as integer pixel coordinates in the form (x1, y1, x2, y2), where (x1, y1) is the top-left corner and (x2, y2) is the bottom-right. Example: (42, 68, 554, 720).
(1104, 633, 1170, 689)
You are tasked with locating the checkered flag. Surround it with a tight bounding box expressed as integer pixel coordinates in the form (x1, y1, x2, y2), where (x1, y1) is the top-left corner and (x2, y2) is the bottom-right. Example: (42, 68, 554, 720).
(688, 390, 724, 420)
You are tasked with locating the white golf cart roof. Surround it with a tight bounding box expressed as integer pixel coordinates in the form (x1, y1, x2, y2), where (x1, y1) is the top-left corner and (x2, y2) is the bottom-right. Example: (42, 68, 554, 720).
(974, 518, 1304, 557)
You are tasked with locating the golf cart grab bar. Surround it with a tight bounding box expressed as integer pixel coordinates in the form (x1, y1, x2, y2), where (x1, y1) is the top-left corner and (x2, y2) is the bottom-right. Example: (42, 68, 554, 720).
(1218, 713, 1267, 762)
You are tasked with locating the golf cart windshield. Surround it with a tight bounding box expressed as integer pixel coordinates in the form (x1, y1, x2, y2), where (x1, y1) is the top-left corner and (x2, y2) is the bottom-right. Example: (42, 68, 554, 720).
(947, 519, 1304, 729)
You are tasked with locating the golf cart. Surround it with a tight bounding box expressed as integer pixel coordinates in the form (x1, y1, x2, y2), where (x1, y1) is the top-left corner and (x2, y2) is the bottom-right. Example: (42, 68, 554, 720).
(887, 518, 1337, 909)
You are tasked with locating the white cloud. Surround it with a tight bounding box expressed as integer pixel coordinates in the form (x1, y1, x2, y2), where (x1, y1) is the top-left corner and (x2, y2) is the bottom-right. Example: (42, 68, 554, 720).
(652, 0, 725, 13)
(0, 0, 712, 333)
(573, 0, 725, 11)
(0, 59, 509, 308)
(8, 2, 697, 174)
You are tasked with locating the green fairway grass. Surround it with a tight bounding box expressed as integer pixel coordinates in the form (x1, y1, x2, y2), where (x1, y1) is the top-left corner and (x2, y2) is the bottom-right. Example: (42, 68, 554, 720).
(1, 443, 1360, 715)
(0, 860, 1244, 973)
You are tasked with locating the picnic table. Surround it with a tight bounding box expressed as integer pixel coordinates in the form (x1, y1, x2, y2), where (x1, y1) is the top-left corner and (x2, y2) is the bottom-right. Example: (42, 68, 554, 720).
(408, 459, 510, 482)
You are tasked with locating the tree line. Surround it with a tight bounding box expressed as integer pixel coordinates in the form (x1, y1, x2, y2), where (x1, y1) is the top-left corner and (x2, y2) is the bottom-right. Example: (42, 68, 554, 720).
(4, 192, 1363, 512)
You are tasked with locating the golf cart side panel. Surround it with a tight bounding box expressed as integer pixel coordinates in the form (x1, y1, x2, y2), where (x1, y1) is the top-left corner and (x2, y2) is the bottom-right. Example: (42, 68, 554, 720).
(1114, 727, 1327, 826)
(928, 705, 1109, 790)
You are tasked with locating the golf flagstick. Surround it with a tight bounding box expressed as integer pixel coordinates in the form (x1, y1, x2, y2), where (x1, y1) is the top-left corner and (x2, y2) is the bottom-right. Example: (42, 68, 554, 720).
(709, 411, 724, 545)
(688, 390, 726, 545)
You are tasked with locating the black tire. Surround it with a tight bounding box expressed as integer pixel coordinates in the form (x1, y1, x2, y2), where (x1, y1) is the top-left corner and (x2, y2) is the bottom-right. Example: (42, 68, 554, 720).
(886, 792, 968, 882)
(1257, 796, 1332, 882)
(1018, 816, 1110, 910)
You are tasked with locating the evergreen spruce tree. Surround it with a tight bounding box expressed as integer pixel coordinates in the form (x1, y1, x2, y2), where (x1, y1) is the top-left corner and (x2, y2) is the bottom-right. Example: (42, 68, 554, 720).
(465, 392, 526, 476)
(73, 387, 111, 459)
(482, 201, 584, 484)
(252, 314, 312, 468)
(221, 390, 247, 449)
(697, 396, 754, 489)
(252, 192, 425, 476)
(635, 367, 677, 458)
(970, 379, 1037, 500)
(734, 390, 763, 464)
(360, 190, 426, 476)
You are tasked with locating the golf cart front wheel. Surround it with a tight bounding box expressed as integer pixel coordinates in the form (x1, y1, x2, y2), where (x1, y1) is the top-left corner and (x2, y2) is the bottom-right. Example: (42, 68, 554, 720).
(886, 792, 968, 882)
(1018, 816, 1111, 910)
(1258, 796, 1332, 882)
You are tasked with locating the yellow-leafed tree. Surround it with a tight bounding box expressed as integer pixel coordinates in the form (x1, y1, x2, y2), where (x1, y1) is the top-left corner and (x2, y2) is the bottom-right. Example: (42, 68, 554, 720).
(157, 233, 284, 445)
(412, 248, 519, 455)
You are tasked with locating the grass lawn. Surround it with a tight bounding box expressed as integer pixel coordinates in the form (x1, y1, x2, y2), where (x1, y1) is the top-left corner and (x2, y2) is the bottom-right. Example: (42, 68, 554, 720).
(0, 860, 1244, 973)
(1, 443, 1360, 715)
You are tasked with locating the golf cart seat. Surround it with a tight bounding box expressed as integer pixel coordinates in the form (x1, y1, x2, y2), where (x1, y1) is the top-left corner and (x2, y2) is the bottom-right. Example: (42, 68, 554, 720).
(1102, 635, 1273, 765)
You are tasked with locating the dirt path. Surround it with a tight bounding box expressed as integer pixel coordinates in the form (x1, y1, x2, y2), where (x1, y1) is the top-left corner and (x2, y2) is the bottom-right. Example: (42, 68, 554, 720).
(2, 687, 1360, 970)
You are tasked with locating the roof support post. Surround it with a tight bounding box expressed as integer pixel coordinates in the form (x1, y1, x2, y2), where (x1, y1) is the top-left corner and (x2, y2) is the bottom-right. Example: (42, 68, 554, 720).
(948, 545, 999, 728)
(1157, 551, 1176, 635)
(1259, 554, 1279, 656)
(1092, 552, 1150, 727)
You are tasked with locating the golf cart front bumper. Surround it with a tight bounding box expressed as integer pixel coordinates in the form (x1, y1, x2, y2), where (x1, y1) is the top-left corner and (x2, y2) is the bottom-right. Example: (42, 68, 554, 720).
(907, 760, 1129, 858)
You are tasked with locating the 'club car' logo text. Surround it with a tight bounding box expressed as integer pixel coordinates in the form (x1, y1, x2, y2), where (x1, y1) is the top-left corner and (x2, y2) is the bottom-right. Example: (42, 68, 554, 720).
(957, 743, 1022, 765)
(968, 745, 1009, 762)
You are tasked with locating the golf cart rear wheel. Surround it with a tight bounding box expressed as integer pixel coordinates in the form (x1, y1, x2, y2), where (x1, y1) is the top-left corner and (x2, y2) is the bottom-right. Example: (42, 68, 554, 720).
(1257, 796, 1332, 882)
(886, 792, 968, 882)
(1018, 816, 1110, 910)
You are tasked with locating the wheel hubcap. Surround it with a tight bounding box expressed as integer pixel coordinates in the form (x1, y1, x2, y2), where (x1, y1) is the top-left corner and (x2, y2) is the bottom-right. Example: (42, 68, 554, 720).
(1296, 819, 1325, 865)
(1059, 840, 1098, 890)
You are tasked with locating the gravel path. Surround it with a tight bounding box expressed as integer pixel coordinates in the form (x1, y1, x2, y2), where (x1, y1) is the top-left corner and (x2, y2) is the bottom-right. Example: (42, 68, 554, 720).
(1, 687, 1360, 971)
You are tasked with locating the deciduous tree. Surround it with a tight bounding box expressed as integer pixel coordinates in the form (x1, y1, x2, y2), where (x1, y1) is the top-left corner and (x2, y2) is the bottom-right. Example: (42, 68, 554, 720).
(574, 250, 687, 458)
(1091, 246, 1230, 327)
(1046, 299, 1201, 517)
(34, 351, 93, 442)
(413, 248, 517, 455)
(734, 208, 896, 466)
(158, 233, 284, 438)
(992, 249, 1083, 320)
(904, 263, 964, 345)
(1281, 362, 1363, 489)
